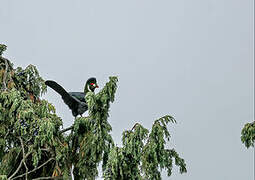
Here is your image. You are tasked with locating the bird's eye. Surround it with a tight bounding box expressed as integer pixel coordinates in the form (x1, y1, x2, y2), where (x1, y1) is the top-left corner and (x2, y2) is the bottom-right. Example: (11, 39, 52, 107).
(90, 83, 94, 86)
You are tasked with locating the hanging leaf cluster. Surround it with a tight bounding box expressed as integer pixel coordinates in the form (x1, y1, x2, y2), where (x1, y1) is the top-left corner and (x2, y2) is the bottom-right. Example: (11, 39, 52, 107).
(104, 115, 187, 180)
(241, 121, 255, 148)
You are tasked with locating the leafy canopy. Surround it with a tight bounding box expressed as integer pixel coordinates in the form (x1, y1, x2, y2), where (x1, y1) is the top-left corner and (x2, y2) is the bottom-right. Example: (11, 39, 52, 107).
(0, 44, 186, 180)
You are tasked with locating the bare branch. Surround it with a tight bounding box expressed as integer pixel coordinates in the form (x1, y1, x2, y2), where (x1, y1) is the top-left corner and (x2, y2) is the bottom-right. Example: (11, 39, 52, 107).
(18, 137, 28, 180)
(8, 156, 23, 180)
(60, 125, 73, 134)
(41, 148, 50, 152)
(131, 123, 140, 131)
(8, 152, 31, 180)
(4, 128, 11, 139)
(32, 177, 62, 180)
(11, 158, 55, 180)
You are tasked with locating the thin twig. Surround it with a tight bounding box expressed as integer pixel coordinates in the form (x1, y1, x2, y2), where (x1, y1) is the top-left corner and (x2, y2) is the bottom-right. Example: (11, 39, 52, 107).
(18, 137, 26, 153)
(32, 176, 62, 180)
(60, 126, 73, 134)
(4, 128, 11, 139)
(11, 158, 55, 180)
(131, 123, 140, 131)
(18, 137, 28, 180)
(41, 148, 50, 152)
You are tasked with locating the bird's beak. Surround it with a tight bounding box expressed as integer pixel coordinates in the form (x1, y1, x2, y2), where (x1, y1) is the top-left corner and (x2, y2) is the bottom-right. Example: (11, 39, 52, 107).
(93, 83, 99, 88)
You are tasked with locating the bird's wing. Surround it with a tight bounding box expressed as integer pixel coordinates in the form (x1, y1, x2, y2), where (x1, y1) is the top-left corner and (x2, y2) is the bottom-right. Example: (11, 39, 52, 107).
(45, 80, 80, 110)
(68, 92, 86, 103)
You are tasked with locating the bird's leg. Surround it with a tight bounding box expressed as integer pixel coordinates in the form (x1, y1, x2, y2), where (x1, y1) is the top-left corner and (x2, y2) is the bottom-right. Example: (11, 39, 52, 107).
(80, 114, 83, 117)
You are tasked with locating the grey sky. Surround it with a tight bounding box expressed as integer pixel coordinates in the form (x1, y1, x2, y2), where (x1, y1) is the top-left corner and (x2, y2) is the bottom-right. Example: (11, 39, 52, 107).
(0, 0, 253, 179)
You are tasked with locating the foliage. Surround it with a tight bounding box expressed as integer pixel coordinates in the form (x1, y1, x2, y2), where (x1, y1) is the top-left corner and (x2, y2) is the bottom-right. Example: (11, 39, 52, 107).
(71, 76, 117, 179)
(241, 121, 255, 148)
(0, 44, 186, 179)
(0, 44, 62, 179)
(104, 116, 187, 180)
(0, 45, 7, 56)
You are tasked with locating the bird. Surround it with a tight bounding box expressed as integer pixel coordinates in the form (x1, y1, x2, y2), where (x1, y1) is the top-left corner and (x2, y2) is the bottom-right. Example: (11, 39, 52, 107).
(45, 77, 99, 117)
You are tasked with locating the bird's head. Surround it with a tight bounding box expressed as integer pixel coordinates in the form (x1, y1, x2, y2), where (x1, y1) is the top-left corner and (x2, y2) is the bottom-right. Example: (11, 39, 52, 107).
(85, 77, 99, 93)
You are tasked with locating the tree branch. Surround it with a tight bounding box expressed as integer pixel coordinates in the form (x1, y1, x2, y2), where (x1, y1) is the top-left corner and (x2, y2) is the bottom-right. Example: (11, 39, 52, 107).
(8, 156, 23, 180)
(32, 176, 62, 180)
(11, 158, 55, 180)
(4, 127, 11, 139)
(8, 152, 31, 180)
(60, 125, 73, 134)
(18, 137, 28, 180)
(131, 123, 140, 131)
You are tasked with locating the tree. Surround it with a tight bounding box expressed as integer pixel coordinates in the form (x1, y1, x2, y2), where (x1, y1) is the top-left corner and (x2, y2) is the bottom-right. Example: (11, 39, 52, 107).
(241, 121, 255, 148)
(0, 44, 187, 180)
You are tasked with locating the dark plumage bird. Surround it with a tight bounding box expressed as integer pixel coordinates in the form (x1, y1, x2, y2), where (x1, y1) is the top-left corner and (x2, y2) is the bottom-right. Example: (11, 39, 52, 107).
(45, 77, 99, 117)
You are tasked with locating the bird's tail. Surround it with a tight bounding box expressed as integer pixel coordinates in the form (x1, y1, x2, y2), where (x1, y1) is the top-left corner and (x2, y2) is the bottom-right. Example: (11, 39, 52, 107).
(45, 80, 69, 98)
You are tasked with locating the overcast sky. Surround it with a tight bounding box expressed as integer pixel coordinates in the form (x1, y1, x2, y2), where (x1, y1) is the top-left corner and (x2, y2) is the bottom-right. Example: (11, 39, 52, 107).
(0, 0, 253, 179)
